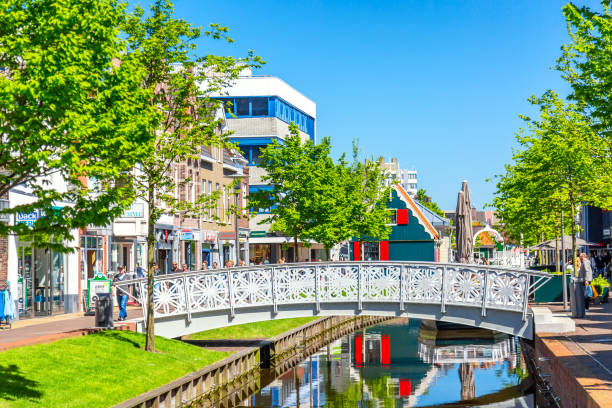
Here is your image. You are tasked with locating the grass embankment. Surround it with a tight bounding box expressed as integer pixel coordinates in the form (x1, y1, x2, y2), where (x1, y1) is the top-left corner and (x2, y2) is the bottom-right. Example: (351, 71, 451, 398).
(0, 331, 230, 408)
(189, 317, 320, 340)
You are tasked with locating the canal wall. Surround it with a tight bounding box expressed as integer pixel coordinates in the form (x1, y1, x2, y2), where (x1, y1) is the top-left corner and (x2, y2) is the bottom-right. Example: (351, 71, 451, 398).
(113, 315, 391, 408)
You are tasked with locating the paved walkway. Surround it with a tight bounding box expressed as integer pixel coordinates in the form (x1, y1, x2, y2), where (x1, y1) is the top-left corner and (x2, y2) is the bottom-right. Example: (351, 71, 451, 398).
(0, 307, 142, 351)
(535, 301, 612, 407)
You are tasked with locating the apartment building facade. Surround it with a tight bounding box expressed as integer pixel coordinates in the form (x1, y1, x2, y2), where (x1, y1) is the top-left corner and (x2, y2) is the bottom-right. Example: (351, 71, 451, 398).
(211, 69, 323, 263)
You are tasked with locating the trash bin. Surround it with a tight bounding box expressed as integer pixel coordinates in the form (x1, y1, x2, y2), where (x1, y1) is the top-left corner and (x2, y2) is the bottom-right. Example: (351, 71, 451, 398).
(570, 277, 585, 318)
(95, 293, 114, 328)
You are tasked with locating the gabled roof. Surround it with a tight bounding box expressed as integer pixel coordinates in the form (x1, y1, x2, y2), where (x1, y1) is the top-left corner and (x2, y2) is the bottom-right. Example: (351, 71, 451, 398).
(413, 200, 451, 227)
(393, 183, 439, 240)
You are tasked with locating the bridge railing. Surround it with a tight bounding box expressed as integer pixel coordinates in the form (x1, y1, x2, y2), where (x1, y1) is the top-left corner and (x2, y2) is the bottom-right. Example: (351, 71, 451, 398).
(114, 262, 551, 323)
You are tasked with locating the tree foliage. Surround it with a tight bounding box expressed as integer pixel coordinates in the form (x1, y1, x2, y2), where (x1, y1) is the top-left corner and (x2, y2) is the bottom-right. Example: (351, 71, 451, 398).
(0, 0, 148, 249)
(123, 0, 262, 352)
(493, 91, 604, 268)
(557, 1, 612, 199)
(416, 188, 445, 217)
(248, 128, 391, 255)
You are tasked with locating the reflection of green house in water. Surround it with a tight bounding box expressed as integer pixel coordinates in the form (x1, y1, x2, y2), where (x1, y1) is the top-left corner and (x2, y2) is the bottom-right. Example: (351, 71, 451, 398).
(350, 184, 444, 262)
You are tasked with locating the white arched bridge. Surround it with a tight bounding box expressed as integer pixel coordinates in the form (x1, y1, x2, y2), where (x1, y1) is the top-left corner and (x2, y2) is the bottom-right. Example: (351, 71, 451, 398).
(116, 262, 552, 340)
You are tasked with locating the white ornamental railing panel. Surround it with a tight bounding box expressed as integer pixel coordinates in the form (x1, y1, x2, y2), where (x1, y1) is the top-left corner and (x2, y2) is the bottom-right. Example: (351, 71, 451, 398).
(117, 262, 550, 323)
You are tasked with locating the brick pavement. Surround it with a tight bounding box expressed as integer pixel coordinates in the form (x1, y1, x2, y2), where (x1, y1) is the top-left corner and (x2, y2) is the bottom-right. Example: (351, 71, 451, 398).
(535, 301, 612, 407)
(0, 306, 142, 351)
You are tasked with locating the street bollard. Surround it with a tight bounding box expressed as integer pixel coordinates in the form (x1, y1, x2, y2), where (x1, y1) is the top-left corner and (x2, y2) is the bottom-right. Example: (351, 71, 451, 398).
(95, 293, 114, 328)
(570, 277, 585, 318)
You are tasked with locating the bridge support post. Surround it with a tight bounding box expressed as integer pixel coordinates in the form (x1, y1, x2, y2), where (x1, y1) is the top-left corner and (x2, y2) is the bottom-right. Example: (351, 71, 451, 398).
(227, 271, 235, 318)
(399, 265, 405, 311)
(481, 272, 489, 317)
(271, 267, 277, 314)
(357, 264, 363, 312)
(315, 265, 320, 313)
(440, 266, 447, 314)
(183, 276, 191, 323)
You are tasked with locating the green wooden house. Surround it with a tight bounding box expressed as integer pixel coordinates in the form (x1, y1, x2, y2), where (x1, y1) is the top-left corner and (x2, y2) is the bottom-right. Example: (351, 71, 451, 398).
(350, 183, 441, 262)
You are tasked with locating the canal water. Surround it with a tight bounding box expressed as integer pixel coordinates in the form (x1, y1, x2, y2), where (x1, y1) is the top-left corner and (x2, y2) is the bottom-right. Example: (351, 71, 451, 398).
(242, 318, 534, 407)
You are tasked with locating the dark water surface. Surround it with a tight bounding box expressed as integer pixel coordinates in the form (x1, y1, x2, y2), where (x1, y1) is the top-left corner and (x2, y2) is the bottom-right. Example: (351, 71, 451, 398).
(242, 319, 534, 407)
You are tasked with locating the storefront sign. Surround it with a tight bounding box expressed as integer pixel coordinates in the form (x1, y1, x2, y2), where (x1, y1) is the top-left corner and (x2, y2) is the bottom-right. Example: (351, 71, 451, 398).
(122, 203, 144, 218)
(16, 210, 41, 226)
(604, 228, 611, 237)
(250, 230, 266, 238)
(219, 232, 236, 240)
(180, 229, 195, 240)
(201, 230, 218, 242)
(87, 276, 112, 308)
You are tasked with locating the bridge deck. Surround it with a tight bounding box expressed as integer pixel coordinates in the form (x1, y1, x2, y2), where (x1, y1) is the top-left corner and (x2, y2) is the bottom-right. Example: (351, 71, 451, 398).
(114, 262, 551, 339)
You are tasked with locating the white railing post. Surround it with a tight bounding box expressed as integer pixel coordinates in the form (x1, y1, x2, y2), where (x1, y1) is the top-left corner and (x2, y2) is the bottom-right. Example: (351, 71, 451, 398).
(183, 276, 191, 323)
(357, 263, 363, 311)
(440, 266, 447, 313)
(271, 267, 277, 314)
(247, 269, 253, 305)
(399, 265, 404, 311)
(315, 265, 320, 313)
(227, 271, 235, 317)
(481, 271, 489, 317)
(522, 273, 530, 321)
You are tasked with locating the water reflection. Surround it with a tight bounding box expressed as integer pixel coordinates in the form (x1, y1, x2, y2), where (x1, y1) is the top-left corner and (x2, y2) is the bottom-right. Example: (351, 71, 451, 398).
(243, 319, 533, 407)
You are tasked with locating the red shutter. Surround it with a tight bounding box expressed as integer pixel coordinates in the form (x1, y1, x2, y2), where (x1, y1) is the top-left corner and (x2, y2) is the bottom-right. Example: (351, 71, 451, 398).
(353, 241, 361, 261)
(379, 241, 389, 261)
(381, 334, 391, 365)
(397, 209, 409, 225)
(354, 334, 363, 365)
(399, 379, 411, 396)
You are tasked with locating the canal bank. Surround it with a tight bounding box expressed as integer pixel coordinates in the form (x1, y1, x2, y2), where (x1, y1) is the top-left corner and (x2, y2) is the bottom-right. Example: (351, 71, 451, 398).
(113, 316, 391, 408)
(530, 301, 612, 408)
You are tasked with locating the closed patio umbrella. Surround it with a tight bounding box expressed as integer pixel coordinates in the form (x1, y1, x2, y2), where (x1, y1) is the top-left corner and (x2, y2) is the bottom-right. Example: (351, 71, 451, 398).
(455, 181, 474, 264)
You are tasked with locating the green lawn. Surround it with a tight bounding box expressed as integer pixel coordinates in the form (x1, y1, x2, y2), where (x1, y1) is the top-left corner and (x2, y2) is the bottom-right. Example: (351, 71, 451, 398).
(189, 317, 320, 340)
(0, 331, 231, 408)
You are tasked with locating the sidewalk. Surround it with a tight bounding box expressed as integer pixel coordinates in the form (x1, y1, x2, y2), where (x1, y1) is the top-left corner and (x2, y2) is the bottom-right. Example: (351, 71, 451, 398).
(535, 301, 612, 407)
(0, 306, 142, 351)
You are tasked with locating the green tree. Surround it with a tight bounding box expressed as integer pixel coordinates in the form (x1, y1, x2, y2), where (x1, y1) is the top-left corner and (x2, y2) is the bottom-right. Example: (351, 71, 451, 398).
(416, 188, 445, 217)
(123, 0, 262, 352)
(493, 91, 601, 271)
(248, 129, 390, 259)
(557, 1, 612, 201)
(0, 0, 148, 249)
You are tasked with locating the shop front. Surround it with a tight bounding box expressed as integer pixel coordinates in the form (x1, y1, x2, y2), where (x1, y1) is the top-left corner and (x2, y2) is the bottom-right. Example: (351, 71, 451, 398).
(155, 226, 176, 275)
(219, 231, 237, 266)
(200, 230, 217, 269)
(180, 229, 199, 271)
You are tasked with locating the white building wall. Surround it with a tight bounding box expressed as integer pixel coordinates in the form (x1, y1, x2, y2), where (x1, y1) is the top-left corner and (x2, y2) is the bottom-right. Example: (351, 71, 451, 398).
(210, 75, 316, 118)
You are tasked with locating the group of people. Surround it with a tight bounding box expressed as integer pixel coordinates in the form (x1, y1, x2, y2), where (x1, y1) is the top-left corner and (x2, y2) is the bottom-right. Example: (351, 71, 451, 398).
(567, 252, 609, 312)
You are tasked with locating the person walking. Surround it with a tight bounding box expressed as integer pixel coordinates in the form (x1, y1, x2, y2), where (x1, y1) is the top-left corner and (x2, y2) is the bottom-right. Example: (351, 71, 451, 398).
(113, 266, 128, 321)
(182, 264, 189, 273)
(579, 253, 593, 311)
(171, 261, 179, 273)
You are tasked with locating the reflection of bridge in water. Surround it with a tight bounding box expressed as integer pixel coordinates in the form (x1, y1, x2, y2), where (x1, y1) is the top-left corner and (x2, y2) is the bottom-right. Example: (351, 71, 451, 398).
(245, 319, 532, 408)
(417, 321, 518, 366)
(118, 261, 551, 339)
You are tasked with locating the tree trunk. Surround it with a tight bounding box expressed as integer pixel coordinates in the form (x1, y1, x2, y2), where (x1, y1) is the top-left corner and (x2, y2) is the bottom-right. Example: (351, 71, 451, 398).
(294, 236, 299, 263)
(570, 203, 578, 275)
(145, 188, 156, 352)
(555, 217, 560, 273)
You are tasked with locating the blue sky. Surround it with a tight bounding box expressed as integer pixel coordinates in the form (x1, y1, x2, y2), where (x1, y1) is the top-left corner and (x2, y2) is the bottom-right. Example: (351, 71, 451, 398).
(134, 0, 601, 210)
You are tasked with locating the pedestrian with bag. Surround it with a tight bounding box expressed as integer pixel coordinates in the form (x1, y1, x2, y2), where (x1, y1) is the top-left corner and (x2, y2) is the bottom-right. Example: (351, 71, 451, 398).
(579, 253, 594, 311)
(113, 266, 128, 321)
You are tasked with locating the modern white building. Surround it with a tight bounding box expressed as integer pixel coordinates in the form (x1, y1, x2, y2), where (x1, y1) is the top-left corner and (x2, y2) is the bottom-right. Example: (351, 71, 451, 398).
(381, 157, 418, 196)
(210, 69, 322, 263)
